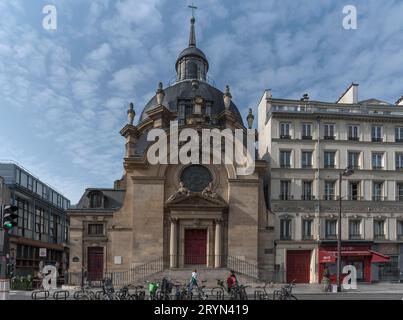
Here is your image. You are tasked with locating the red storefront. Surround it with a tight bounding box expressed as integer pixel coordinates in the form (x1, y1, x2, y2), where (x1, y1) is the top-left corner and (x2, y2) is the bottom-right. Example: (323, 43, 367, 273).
(318, 243, 390, 283)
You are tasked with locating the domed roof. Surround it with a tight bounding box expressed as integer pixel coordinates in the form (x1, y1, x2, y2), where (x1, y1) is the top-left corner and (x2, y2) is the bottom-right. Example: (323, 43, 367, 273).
(139, 80, 243, 124)
(175, 47, 209, 70)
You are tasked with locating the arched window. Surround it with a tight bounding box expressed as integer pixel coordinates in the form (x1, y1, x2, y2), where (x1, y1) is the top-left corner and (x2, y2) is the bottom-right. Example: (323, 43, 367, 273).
(186, 61, 198, 79)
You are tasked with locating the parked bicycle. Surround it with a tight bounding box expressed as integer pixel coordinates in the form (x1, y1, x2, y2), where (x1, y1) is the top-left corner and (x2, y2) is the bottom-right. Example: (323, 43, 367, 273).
(273, 280, 297, 300)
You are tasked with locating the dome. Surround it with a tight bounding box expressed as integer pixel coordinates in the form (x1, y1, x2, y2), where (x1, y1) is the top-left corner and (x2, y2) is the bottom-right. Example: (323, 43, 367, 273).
(175, 47, 209, 71)
(139, 80, 243, 124)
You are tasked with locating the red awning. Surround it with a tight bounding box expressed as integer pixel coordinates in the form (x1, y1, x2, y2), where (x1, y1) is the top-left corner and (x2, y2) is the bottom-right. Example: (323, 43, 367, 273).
(319, 251, 337, 263)
(319, 250, 391, 263)
(370, 251, 391, 263)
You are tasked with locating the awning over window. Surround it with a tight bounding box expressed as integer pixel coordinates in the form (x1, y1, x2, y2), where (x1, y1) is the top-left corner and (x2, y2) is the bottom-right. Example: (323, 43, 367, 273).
(370, 251, 391, 263)
(319, 250, 389, 263)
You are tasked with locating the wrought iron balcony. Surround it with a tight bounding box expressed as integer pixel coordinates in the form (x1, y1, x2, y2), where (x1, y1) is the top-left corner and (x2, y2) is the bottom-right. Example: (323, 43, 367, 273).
(348, 136, 360, 141)
(372, 137, 383, 142)
(374, 234, 386, 240)
(349, 234, 363, 240)
(372, 195, 387, 201)
(324, 135, 335, 140)
(301, 195, 315, 201)
(324, 164, 335, 169)
(325, 234, 337, 240)
(280, 134, 291, 139)
(302, 135, 312, 140)
(303, 235, 314, 240)
(372, 166, 384, 170)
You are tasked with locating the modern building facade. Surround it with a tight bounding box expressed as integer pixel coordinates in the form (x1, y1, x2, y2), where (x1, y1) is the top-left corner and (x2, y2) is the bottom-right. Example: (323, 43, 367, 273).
(67, 17, 275, 282)
(0, 162, 70, 277)
(258, 84, 403, 283)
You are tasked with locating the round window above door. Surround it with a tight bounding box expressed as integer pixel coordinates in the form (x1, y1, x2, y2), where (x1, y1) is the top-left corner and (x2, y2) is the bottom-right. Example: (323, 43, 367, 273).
(180, 165, 213, 192)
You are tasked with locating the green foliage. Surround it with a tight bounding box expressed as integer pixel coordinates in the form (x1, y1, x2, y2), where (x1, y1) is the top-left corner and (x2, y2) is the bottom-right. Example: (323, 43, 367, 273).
(10, 275, 33, 291)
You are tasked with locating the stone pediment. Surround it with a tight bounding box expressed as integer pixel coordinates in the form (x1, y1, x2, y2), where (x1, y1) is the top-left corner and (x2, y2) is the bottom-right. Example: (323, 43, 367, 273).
(165, 193, 227, 208)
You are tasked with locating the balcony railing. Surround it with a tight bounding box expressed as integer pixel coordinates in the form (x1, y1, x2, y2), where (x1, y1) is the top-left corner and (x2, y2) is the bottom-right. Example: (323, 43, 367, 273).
(396, 138, 403, 143)
(349, 234, 362, 240)
(302, 135, 312, 140)
(302, 164, 313, 169)
(347, 195, 363, 201)
(280, 134, 291, 139)
(324, 135, 335, 140)
(348, 136, 360, 141)
(280, 164, 291, 168)
(280, 194, 292, 200)
(323, 195, 336, 200)
(372, 166, 384, 170)
(374, 234, 386, 240)
(372, 195, 387, 201)
(280, 235, 292, 241)
(325, 234, 337, 240)
(372, 137, 383, 142)
(303, 235, 314, 240)
(396, 196, 403, 201)
(301, 195, 315, 200)
(324, 164, 335, 169)
(398, 234, 403, 240)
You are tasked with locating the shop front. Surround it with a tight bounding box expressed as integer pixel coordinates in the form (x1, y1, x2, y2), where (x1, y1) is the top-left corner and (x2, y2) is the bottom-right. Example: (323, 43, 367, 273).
(318, 243, 390, 283)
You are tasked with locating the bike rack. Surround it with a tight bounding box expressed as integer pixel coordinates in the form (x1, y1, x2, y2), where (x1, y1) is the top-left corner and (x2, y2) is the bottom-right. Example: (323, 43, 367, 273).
(31, 290, 50, 300)
(53, 290, 70, 300)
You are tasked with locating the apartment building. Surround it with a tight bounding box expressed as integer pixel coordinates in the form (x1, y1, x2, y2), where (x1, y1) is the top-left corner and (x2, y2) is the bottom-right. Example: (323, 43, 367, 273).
(258, 84, 403, 283)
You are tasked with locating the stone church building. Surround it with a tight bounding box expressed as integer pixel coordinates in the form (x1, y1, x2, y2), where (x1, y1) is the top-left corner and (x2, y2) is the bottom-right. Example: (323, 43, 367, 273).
(67, 17, 275, 282)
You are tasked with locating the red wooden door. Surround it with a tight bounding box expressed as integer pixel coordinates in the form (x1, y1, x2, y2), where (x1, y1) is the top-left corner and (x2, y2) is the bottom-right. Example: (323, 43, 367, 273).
(87, 247, 104, 281)
(184, 229, 207, 265)
(286, 250, 311, 283)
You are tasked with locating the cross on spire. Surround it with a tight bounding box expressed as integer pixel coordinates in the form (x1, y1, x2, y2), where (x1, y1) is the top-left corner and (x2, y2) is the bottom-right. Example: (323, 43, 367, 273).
(188, 2, 197, 18)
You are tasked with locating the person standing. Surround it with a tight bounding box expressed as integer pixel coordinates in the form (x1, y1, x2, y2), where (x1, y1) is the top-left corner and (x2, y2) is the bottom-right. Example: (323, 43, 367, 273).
(188, 269, 198, 294)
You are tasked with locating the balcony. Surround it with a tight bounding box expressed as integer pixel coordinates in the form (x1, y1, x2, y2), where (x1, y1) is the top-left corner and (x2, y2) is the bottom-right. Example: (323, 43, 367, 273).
(325, 234, 337, 240)
(372, 137, 383, 142)
(302, 165, 313, 169)
(323, 195, 336, 201)
(396, 196, 403, 201)
(280, 164, 291, 168)
(349, 234, 363, 240)
(372, 195, 387, 201)
(374, 234, 386, 240)
(324, 136, 335, 140)
(280, 135, 291, 139)
(397, 234, 403, 240)
(348, 165, 360, 170)
(302, 135, 312, 140)
(280, 194, 292, 200)
(395, 138, 403, 143)
(301, 195, 315, 201)
(347, 195, 364, 201)
(280, 235, 292, 241)
(324, 164, 335, 169)
(372, 166, 384, 170)
(348, 136, 360, 141)
(303, 234, 314, 240)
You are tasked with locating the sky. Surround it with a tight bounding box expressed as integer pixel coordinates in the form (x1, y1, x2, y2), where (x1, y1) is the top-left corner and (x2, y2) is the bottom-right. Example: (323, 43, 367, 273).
(0, 0, 403, 204)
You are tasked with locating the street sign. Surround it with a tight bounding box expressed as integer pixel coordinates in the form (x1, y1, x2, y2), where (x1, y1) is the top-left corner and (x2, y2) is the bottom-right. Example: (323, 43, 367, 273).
(39, 248, 47, 257)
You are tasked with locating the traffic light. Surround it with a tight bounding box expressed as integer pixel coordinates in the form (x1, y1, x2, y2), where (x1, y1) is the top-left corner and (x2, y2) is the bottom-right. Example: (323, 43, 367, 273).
(2, 205, 18, 230)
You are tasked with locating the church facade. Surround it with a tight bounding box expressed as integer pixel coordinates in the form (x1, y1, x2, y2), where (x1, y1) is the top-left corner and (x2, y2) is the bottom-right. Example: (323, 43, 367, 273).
(67, 17, 275, 282)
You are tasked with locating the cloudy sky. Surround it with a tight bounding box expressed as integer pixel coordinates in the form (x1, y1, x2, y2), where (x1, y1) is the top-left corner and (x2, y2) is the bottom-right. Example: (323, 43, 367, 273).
(0, 0, 402, 203)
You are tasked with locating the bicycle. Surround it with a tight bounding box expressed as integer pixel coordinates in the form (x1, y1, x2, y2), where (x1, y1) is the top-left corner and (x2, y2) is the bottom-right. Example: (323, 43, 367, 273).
(255, 282, 275, 300)
(274, 280, 297, 300)
(73, 284, 96, 300)
(211, 279, 226, 300)
(195, 280, 208, 300)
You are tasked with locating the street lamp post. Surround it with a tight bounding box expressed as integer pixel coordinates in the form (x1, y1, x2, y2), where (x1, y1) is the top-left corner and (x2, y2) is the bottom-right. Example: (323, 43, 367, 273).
(337, 167, 354, 292)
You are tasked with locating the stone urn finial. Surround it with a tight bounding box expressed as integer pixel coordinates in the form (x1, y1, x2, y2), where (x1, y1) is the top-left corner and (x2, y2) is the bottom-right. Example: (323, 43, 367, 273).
(127, 102, 135, 125)
(246, 108, 254, 129)
(156, 82, 165, 106)
(223, 85, 232, 110)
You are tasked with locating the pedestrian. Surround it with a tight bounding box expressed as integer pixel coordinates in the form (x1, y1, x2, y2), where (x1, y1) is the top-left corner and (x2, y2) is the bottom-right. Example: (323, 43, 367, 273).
(188, 269, 198, 294)
(226, 270, 238, 293)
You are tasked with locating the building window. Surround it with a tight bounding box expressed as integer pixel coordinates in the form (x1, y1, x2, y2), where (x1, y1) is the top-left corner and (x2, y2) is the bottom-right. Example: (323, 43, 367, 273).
(324, 181, 335, 200)
(89, 193, 103, 208)
(324, 151, 336, 168)
(372, 126, 383, 142)
(349, 220, 362, 239)
(396, 153, 403, 170)
(88, 224, 104, 236)
(395, 127, 403, 142)
(302, 220, 313, 240)
(280, 151, 291, 168)
(280, 123, 291, 139)
(324, 124, 335, 139)
(374, 220, 385, 239)
(372, 152, 384, 169)
(301, 123, 312, 139)
(280, 180, 291, 200)
(325, 220, 337, 239)
(35, 207, 48, 241)
(348, 181, 360, 200)
(397, 183, 403, 201)
(373, 181, 384, 201)
(348, 125, 360, 140)
(280, 219, 292, 240)
(302, 181, 313, 200)
(301, 151, 313, 168)
(348, 152, 360, 169)
(397, 221, 403, 239)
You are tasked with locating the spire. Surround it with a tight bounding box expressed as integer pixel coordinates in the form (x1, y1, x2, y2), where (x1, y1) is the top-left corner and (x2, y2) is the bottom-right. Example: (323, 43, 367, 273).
(189, 16, 196, 47)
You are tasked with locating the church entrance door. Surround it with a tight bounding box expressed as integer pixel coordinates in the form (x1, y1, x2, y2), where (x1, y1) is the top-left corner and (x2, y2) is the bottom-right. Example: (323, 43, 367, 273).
(184, 229, 207, 265)
(87, 247, 104, 281)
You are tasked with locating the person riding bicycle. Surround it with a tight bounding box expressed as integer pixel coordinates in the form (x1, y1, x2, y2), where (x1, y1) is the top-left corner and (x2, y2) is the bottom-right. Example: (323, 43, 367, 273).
(188, 269, 198, 294)
(226, 270, 238, 293)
